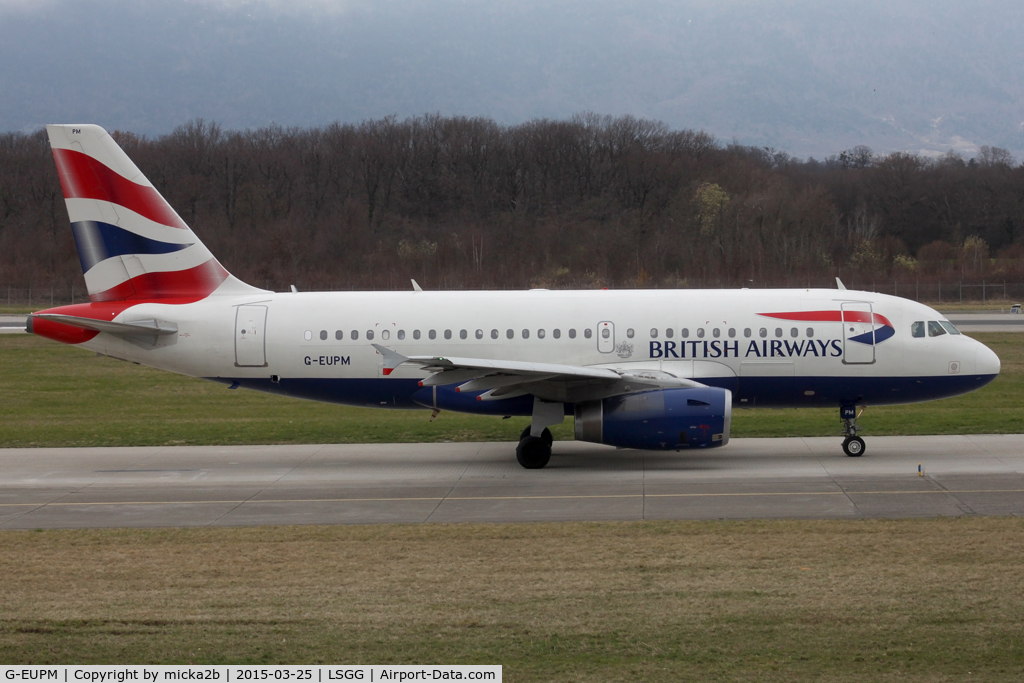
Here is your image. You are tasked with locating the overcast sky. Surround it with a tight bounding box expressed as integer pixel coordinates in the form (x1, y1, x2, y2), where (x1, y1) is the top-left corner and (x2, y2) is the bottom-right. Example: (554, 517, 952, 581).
(2, 0, 1023, 159)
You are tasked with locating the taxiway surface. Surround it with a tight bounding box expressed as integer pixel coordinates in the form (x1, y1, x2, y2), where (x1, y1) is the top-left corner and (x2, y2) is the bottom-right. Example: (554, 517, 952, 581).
(2, 436, 1023, 529)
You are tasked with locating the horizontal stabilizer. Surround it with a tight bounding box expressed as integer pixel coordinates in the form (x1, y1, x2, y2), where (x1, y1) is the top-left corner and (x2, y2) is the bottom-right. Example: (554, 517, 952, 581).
(32, 314, 178, 337)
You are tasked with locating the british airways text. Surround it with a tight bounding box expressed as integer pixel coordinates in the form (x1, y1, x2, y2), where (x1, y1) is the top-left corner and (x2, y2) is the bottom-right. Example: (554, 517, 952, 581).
(649, 339, 843, 359)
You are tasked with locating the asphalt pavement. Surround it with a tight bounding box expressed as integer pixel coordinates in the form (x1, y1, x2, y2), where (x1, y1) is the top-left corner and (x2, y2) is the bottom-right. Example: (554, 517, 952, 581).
(1, 435, 1022, 529)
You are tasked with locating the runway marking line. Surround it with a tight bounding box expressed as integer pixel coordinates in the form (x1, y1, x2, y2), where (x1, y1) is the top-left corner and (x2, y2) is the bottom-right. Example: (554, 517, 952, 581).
(2, 488, 1023, 508)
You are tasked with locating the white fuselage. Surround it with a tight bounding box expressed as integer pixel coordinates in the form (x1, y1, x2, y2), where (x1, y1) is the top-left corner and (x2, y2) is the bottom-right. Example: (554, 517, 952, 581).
(68, 287, 1000, 414)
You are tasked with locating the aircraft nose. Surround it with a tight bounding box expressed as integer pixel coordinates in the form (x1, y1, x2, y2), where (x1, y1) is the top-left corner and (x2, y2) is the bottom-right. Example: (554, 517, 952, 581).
(975, 343, 1001, 377)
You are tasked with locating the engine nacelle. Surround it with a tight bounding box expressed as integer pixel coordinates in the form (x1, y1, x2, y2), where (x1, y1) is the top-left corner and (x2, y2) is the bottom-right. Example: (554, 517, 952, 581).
(574, 387, 732, 450)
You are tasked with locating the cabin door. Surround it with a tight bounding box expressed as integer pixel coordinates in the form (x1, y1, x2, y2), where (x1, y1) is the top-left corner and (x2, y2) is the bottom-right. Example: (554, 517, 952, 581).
(841, 302, 875, 365)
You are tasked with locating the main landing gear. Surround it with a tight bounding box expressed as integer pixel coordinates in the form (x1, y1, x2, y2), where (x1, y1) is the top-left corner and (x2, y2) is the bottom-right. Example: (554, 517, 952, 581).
(840, 405, 866, 457)
(516, 398, 564, 469)
(517, 427, 553, 469)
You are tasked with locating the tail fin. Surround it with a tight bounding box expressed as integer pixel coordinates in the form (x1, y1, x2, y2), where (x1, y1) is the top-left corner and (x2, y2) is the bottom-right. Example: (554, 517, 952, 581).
(46, 124, 262, 302)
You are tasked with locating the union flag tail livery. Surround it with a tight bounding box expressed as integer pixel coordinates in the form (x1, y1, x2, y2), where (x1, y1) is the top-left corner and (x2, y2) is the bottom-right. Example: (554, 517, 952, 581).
(47, 124, 258, 302)
(30, 124, 1001, 468)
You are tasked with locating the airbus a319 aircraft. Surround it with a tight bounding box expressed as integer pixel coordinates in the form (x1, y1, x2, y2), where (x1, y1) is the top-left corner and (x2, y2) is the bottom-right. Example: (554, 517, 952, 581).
(28, 125, 1001, 468)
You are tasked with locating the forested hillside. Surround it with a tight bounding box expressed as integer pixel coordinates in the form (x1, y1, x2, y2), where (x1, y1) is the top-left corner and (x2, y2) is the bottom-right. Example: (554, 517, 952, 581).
(2, 114, 1022, 294)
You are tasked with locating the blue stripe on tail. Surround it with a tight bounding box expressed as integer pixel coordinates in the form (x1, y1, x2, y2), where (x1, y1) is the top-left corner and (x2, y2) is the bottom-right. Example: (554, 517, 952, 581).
(71, 221, 193, 272)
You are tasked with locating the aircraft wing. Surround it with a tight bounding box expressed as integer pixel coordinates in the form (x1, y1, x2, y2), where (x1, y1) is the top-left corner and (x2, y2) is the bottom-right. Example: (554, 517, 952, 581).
(371, 344, 703, 403)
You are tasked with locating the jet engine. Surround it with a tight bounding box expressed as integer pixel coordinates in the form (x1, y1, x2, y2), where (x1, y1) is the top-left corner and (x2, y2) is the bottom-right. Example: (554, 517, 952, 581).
(574, 387, 732, 450)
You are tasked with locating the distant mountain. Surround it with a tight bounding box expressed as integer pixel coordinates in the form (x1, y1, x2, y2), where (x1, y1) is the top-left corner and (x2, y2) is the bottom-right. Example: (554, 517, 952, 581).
(2, 0, 1022, 159)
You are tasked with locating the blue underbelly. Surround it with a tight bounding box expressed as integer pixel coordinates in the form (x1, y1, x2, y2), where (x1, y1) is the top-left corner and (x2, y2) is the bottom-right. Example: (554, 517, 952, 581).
(207, 373, 997, 413)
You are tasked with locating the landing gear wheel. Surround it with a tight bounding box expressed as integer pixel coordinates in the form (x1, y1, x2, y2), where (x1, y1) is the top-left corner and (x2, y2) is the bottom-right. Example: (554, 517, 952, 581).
(843, 436, 865, 457)
(520, 426, 554, 446)
(516, 436, 552, 469)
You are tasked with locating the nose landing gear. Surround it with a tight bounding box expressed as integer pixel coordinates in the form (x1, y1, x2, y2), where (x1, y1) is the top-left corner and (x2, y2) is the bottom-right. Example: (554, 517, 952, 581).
(841, 405, 865, 457)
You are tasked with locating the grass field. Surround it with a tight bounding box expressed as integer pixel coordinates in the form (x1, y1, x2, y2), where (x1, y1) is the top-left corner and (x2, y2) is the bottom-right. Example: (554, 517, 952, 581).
(0, 333, 1021, 447)
(1, 519, 1022, 679)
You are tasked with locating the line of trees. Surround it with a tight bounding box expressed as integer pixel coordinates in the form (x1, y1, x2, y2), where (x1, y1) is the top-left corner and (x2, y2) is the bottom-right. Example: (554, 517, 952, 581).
(2, 114, 1023, 292)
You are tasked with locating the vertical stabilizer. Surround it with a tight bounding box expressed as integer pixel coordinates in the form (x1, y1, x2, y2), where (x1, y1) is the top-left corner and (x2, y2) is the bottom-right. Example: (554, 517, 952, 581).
(46, 124, 263, 302)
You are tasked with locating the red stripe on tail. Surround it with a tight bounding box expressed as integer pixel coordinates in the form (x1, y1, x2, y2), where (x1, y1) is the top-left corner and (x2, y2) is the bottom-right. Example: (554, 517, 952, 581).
(52, 148, 189, 230)
(90, 259, 229, 302)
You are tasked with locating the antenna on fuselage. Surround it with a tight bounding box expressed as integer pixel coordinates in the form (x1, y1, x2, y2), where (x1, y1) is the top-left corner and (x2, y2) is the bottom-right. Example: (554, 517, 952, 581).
(411, 279, 423, 292)
(835, 277, 847, 291)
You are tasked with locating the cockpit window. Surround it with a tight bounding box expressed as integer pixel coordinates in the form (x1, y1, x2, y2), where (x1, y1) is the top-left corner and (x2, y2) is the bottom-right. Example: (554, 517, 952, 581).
(939, 321, 961, 335)
(911, 321, 925, 338)
(927, 321, 946, 337)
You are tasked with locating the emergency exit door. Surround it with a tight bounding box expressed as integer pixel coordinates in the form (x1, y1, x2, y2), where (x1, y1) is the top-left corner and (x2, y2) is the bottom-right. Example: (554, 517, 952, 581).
(235, 305, 268, 367)
(597, 321, 615, 353)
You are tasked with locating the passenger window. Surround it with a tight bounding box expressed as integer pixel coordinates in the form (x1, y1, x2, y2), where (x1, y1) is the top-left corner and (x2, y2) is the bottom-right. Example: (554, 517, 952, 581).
(459, 329, 467, 340)
(759, 328, 767, 338)
(713, 328, 720, 338)
(491, 329, 498, 339)
(569, 329, 577, 339)
(939, 321, 961, 335)
(429, 330, 437, 340)
(538, 329, 546, 339)
(681, 328, 689, 338)
(665, 328, 674, 338)
(728, 328, 736, 338)
(398, 330, 405, 340)
(696, 328, 705, 338)
(650, 328, 658, 338)
(775, 328, 783, 338)
(475, 329, 483, 339)
(320, 330, 327, 341)
(351, 330, 358, 340)
(927, 321, 946, 337)
(806, 328, 814, 338)
(444, 329, 452, 340)
(790, 327, 798, 338)
(366, 330, 374, 340)
(553, 329, 561, 339)
(506, 329, 514, 339)
(744, 328, 751, 338)
(335, 330, 343, 340)
(911, 321, 925, 338)
(413, 330, 421, 340)
(522, 329, 530, 339)
(381, 330, 390, 340)
(304, 330, 312, 341)
(584, 329, 592, 339)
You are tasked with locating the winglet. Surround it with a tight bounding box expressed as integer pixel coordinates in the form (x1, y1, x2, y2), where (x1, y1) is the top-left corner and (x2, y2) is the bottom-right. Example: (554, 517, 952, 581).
(411, 279, 423, 292)
(371, 343, 408, 376)
(836, 277, 847, 291)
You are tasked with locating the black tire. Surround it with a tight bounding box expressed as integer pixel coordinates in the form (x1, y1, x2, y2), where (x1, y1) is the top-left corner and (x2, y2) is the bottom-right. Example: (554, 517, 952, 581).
(516, 436, 552, 469)
(843, 436, 866, 457)
(520, 426, 554, 446)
